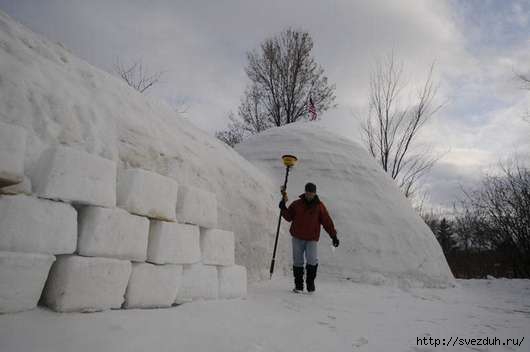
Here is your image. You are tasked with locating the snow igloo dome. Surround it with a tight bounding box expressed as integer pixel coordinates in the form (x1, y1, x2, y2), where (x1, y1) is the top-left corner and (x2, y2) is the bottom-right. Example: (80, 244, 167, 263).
(0, 9, 292, 289)
(235, 122, 455, 288)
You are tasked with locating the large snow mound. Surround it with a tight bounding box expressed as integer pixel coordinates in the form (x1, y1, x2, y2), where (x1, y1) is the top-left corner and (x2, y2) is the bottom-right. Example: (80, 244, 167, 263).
(0, 10, 291, 282)
(236, 123, 455, 288)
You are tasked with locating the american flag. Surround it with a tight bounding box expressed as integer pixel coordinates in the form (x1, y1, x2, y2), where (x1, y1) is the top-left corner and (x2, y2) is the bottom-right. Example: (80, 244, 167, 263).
(308, 96, 317, 121)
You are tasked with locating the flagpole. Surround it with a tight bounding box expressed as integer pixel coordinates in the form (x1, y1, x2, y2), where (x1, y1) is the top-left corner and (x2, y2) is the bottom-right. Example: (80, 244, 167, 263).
(308, 80, 316, 121)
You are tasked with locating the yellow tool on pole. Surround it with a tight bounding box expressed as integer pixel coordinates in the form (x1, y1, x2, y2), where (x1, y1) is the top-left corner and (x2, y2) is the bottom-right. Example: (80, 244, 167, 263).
(269, 154, 298, 279)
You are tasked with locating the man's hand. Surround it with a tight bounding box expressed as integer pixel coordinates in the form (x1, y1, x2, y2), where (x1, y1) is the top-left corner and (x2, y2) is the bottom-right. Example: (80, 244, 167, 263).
(331, 235, 339, 248)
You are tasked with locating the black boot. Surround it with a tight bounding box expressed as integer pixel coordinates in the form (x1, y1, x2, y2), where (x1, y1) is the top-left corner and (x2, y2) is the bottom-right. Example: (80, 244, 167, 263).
(306, 264, 318, 292)
(293, 266, 304, 293)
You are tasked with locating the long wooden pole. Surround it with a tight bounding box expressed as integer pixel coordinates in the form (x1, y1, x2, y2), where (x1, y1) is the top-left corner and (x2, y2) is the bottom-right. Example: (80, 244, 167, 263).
(269, 165, 291, 279)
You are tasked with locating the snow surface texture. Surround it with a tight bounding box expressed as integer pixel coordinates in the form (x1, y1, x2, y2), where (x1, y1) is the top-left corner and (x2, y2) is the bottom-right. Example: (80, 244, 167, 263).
(0, 121, 26, 187)
(78, 206, 150, 262)
(236, 123, 455, 288)
(42, 255, 132, 313)
(0, 194, 77, 254)
(2, 277, 528, 352)
(0, 251, 55, 313)
(0, 10, 289, 283)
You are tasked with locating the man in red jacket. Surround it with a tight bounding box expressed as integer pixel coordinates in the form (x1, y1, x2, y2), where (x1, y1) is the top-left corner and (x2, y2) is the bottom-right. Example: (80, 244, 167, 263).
(279, 182, 339, 293)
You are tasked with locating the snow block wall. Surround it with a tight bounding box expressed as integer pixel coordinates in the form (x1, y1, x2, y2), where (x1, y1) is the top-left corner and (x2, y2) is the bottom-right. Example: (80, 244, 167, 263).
(0, 130, 247, 313)
(0, 10, 290, 291)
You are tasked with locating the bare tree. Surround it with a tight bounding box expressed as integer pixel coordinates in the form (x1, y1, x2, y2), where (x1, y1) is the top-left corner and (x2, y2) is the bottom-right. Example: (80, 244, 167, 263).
(237, 85, 274, 134)
(360, 53, 445, 198)
(461, 158, 530, 276)
(215, 112, 245, 147)
(114, 58, 164, 94)
(217, 28, 336, 143)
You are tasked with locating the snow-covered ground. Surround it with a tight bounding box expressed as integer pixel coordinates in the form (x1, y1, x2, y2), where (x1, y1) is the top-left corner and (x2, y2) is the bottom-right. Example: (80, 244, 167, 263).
(1, 277, 528, 352)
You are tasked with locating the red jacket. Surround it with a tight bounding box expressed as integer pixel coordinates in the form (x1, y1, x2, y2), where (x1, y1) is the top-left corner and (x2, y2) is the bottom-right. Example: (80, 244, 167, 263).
(281, 194, 337, 241)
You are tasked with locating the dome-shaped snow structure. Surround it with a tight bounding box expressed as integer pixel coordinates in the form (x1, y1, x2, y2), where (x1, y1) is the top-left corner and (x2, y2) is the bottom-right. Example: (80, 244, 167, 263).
(236, 122, 455, 288)
(0, 10, 291, 283)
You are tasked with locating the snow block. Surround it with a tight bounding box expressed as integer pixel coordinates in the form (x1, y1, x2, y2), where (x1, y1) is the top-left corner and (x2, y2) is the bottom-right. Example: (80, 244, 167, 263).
(42, 255, 132, 313)
(0, 195, 77, 254)
(31, 145, 116, 207)
(78, 206, 149, 262)
(124, 263, 182, 309)
(0, 176, 31, 195)
(0, 122, 26, 187)
(175, 264, 218, 303)
(0, 251, 55, 313)
(147, 221, 201, 265)
(218, 265, 247, 299)
(117, 168, 178, 221)
(175, 185, 218, 228)
(200, 228, 235, 266)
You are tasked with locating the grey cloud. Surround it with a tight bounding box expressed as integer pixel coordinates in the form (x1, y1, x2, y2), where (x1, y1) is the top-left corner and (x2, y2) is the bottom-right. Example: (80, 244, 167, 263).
(1, 0, 528, 213)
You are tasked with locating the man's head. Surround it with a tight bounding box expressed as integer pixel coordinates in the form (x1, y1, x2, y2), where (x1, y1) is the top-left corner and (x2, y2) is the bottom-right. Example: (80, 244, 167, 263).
(304, 182, 317, 200)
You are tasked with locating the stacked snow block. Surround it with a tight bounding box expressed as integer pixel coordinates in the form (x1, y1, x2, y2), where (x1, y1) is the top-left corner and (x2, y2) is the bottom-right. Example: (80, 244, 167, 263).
(0, 122, 48, 313)
(0, 195, 77, 254)
(31, 145, 116, 207)
(0, 194, 77, 313)
(78, 206, 149, 261)
(43, 256, 132, 312)
(172, 228, 246, 303)
(44, 166, 182, 312)
(112, 169, 185, 309)
(27, 146, 144, 313)
(0, 121, 26, 187)
(0, 251, 55, 313)
(200, 228, 247, 300)
(175, 185, 217, 228)
(147, 221, 201, 264)
(124, 263, 182, 309)
(200, 228, 235, 266)
(0, 127, 247, 313)
(117, 168, 178, 221)
(172, 184, 245, 301)
(175, 263, 219, 303)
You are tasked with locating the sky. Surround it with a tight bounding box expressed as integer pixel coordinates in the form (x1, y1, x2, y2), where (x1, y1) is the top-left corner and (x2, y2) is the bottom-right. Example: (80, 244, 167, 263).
(0, 0, 529, 214)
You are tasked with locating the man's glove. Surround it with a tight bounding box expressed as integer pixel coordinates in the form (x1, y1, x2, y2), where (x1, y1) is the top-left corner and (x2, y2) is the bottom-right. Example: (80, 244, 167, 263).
(279, 185, 288, 209)
(331, 235, 339, 247)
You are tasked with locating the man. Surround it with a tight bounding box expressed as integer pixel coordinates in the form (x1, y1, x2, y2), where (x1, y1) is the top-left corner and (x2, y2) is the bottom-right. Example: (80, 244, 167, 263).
(279, 182, 339, 293)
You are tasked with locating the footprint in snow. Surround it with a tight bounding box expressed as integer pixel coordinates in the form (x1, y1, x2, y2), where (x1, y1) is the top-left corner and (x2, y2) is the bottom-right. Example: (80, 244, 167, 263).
(352, 337, 368, 349)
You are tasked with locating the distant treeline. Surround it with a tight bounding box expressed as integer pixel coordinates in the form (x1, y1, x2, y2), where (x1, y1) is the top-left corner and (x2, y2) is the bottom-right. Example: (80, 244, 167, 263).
(421, 160, 530, 279)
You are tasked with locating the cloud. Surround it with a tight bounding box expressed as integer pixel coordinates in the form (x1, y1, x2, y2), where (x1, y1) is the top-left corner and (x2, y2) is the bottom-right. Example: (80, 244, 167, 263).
(1, 0, 528, 212)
